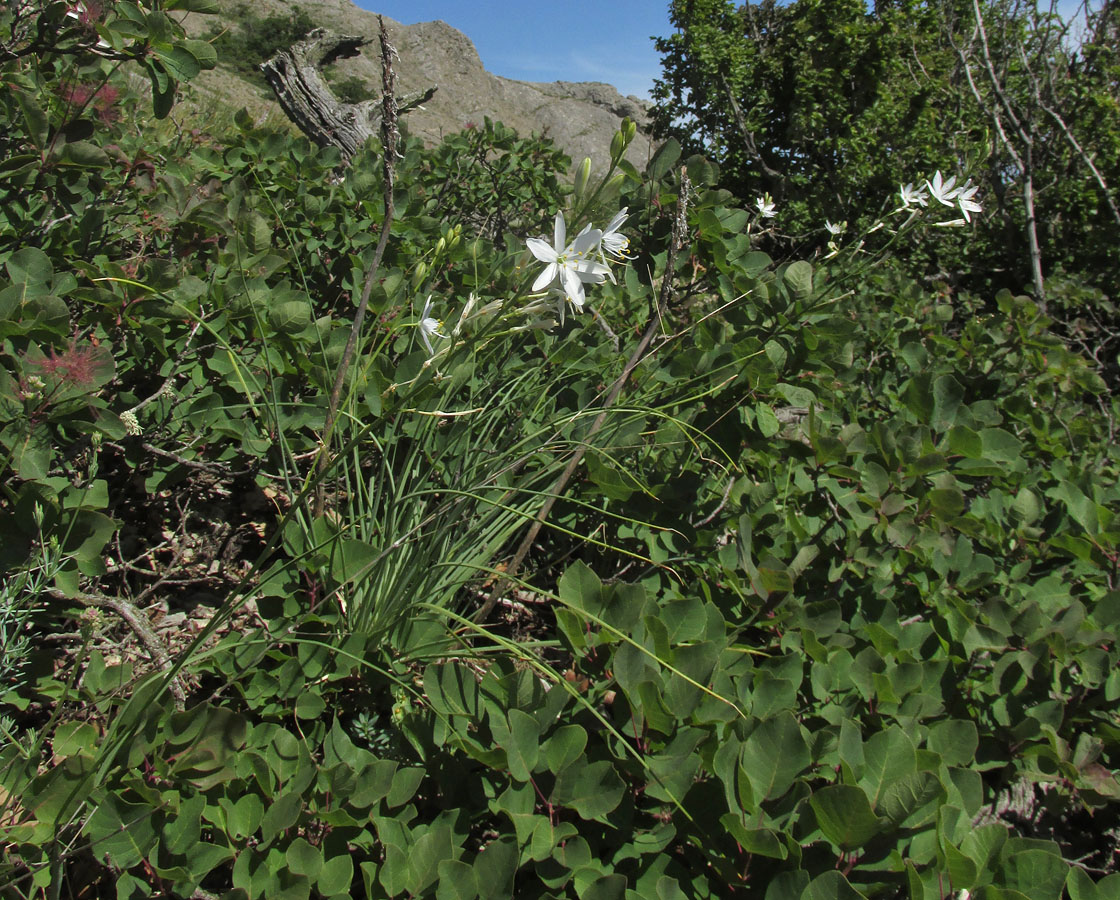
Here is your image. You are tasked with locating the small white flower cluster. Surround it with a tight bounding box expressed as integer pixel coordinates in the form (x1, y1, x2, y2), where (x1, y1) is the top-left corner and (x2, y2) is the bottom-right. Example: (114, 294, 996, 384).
(120, 410, 142, 436)
(898, 171, 982, 225)
(20, 374, 45, 401)
(525, 209, 631, 321)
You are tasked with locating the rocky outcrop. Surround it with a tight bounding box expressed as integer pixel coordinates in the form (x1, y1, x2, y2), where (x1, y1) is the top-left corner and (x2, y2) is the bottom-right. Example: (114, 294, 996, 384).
(184, 1, 656, 172)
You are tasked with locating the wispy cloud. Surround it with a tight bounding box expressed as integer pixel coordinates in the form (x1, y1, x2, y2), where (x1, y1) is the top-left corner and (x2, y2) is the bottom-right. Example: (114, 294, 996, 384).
(492, 45, 660, 100)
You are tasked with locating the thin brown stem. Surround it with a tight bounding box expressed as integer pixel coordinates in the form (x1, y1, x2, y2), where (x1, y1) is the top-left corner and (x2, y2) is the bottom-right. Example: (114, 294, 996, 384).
(949, 1, 1047, 305)
(314, 16, 399, 516)
(48, 587, 187, 710)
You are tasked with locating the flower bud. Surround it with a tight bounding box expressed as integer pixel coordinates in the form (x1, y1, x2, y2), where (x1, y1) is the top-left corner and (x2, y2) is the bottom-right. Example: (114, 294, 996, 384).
(602, 172, 626, 200)
(610, 130, 625, 163)
(573, 157, 592, 201)
(412, 261, 428, 288)
(623, 117, 636, 144)
(435, 236, 446, 256)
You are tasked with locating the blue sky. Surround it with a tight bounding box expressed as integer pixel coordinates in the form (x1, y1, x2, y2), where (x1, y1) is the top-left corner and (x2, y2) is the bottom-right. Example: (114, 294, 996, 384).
(352, 2, 674, 100)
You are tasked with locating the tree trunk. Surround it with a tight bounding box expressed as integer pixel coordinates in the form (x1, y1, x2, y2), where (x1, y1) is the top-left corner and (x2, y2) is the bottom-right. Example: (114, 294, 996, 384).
(260, 27, 435, 163)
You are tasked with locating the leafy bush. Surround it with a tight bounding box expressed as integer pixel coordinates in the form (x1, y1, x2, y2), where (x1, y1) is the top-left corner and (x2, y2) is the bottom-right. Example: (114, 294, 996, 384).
(414, 117, 572, 242)
(207, 4, 316, 85)
(651, 0, 1120, 302)
(330, 73, 376, 105)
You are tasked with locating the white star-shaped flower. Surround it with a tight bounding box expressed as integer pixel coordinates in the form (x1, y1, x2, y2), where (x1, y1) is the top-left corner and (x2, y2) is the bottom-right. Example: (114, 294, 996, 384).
(926, 171, 961, 207)
(899, 182, 929, 208)
(956, 180, 982, 222)
(418, 296, 445, 356)
(755, 194, 777, 218)
(526, 212, 609, 311)
(599, 208, 632, 261)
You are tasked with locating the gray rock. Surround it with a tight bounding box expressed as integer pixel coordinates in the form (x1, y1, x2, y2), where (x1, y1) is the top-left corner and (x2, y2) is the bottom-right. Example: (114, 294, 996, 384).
(185, 1, 656, 172)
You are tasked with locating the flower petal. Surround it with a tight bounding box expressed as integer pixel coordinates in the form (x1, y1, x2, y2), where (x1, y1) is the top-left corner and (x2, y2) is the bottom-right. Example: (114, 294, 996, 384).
(572, 257, 610, 280)
(561, 268, 585, 308)
(532, 263, 558, 293)
(570, 228, 603, 256)
(604, 208, 629, 233)
(526, 237, 557, 264)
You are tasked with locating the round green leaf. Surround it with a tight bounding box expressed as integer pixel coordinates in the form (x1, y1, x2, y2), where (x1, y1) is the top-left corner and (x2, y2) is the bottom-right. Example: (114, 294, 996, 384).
(756, 403, 781, 438)
(294, 691, 326, 720)
(551, 759, 625, 821)
(741, 712, 810, 802)
(286, 838, 323, 879)
(783, 260, 813, 299)
(809, 785, 883, 851)
(800, 871, 870, 899)
(928, 719, 978, 767)
(269, 300, 313, 334)
(436, 859, 478, 900)
(545, 725, 587, 775)
(318, 853, 354, 896)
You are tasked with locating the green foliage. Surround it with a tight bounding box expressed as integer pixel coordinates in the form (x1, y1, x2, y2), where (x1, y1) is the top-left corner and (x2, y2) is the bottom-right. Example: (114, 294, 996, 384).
(1, 3, 1119, 898)
(415, 117, 571, 241)
(330, 73, 376, 105)
(651, 0, 1120, 299)
(207, 4, 316, 85)
(0, 538, 60, 689)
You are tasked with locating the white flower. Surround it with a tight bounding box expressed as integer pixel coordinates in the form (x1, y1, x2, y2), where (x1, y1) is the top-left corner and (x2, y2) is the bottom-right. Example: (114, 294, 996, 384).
(755, 194, 777, 219)
(452, 292, 477, 336)
(926, 170, 961, 207)
(825, 219, 846, 235)
(592, 208, 632, 284)
(452, 292, 502, 335)
(599, 208, 632, 261)
(526, 212, 609, 311)
(898, 183, 929, 208)
(957, 180, 982, 222)
(418, 295, 445, 356)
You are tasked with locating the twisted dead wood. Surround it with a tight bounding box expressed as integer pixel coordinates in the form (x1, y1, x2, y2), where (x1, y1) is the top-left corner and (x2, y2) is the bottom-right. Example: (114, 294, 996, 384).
(260, 27, 435, 162)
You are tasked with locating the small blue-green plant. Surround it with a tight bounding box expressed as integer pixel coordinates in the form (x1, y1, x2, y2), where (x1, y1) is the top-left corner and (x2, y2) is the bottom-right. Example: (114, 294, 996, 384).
(0, 530, 61, 689)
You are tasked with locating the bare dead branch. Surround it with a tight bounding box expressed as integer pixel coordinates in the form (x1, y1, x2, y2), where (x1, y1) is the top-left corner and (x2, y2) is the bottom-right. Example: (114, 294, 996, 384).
(260, 27, 436, 162)
(315, 16, 401, 514)
(48, 587, 187, 710)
